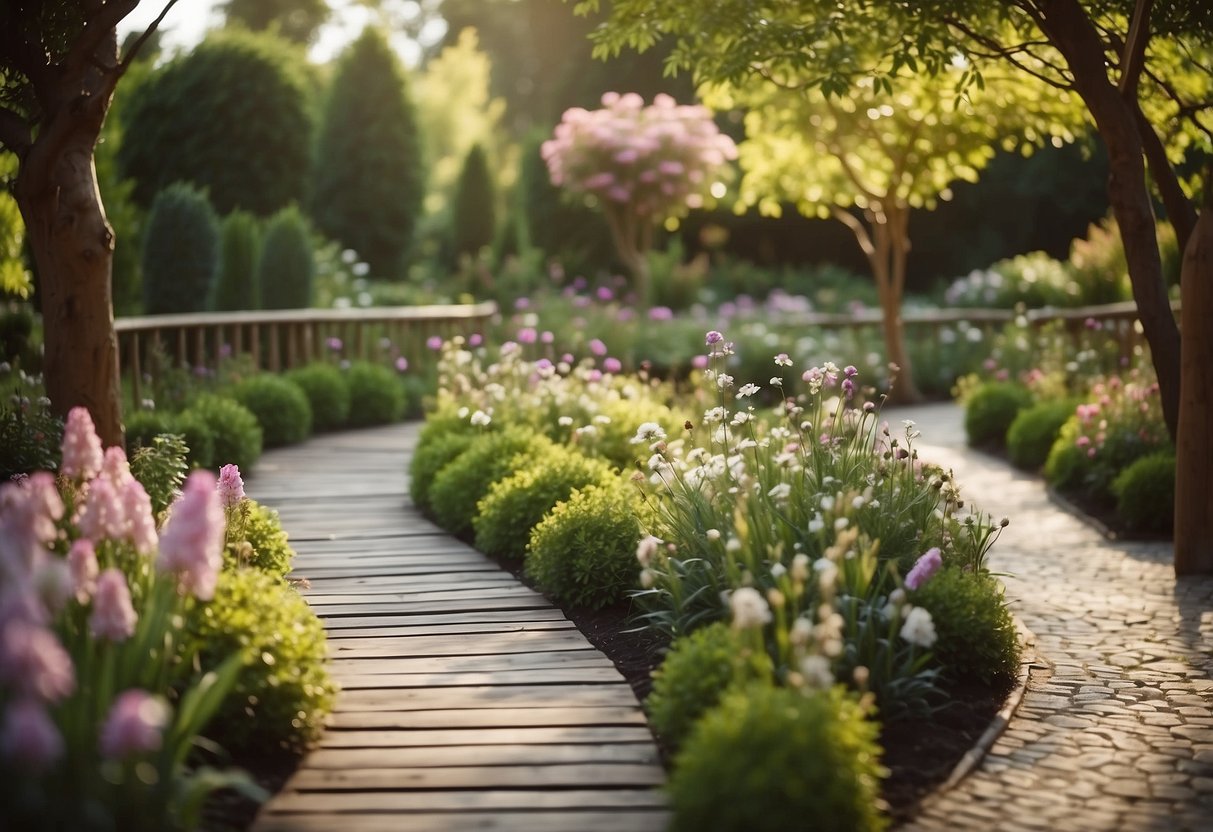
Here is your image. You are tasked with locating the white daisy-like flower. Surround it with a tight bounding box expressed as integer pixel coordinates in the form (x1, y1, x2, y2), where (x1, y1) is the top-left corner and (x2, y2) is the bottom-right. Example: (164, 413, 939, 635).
(735, 383, 761, 399)
(630, 422, 667, 445)
(729, 587, 772, 630)
(470, 410, 492, 427)
(768, 483, 792, 501)
(900, 606, 938, 648)
(558, 416, 574, 427)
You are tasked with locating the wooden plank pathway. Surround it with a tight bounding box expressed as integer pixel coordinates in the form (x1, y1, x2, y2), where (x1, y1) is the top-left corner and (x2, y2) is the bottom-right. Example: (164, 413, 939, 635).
(247, 423, 669, 831)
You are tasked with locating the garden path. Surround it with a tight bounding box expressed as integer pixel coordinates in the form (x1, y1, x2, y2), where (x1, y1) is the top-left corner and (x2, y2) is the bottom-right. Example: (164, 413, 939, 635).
(892, 402, 1213, 832)
(245, 423, 669, 832)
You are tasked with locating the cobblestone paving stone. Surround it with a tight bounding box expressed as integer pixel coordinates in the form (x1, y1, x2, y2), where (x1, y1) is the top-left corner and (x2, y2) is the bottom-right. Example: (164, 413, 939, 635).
(894, 403, 1213, 832)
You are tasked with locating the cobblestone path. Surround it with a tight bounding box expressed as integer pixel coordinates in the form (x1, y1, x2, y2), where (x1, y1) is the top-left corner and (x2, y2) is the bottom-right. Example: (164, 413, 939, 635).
(896, 403, 1213, 832)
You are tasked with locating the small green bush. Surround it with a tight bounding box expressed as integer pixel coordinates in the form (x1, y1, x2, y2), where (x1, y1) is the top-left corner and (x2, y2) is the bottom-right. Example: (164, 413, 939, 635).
(229, 375, 313, 447)
(187, 568, 335, 754)
(964, 382, 1032, 448)
(225, 499, 295, 578)
(409, 430, 477, 512)
(586, 397, 685, 469)
(1006, 399, 1075, 471)
(525, 483, 649, 609)
(668, 685, 887, 832)
(645, 622, 773, 749)
(125, 409, 215, 470)
(1044, 416, 1088, 493)
(258, 204, 315, 309)
(286, 363, 351, 432)
(345, 362, 405, 427)
(428, 428, 555, 536)
(912, 568, 1020, 685)
(141, 182, 220, 314)
(213, 209, 261, 311)
(124, 410, 174, 454)
(473, 449, 616, 560)
(185, 394, 263, 472)
(129, 434, 189, 517)
(1112, 452, 1175, 534)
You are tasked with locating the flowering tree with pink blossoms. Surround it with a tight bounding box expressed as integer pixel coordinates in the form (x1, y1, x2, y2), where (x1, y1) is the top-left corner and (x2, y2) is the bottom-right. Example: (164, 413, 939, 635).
(542, 92, 737, 303)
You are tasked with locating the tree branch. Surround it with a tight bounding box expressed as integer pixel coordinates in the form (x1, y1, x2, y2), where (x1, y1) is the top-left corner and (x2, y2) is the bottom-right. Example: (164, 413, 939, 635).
(121, 0, 184, 70)
(1132, 102, 1196, 254)
(64, 0, 141, 80)
(831, 206, 876, 260)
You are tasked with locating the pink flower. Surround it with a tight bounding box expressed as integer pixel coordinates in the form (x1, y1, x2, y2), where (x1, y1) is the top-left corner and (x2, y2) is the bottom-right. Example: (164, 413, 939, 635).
(426, 336, 443, 351)
(0, 474, 62, 582)
(395, 356, 409, 372)
(101, 446, 133, 489)
(99, 689, 170, 760)
(0, 698, 63, 770)
(905, 547, 943, 591)
(0, 621, 75, 702)
(122, 479, 158, 554)
(216, 464, 245, 509)
(604, 357, 622, 374)
(60, 407, 104, 480)
(588, 339, 608, 357)
(89, 569, 137, 642)
(156, 471, 224, 600)
(518, 327, 538, 344)
(68, 539, 99, 602)
(691, 355, 709, 370)
(77, 477, 126, 543)
(705, 330, 724, 345)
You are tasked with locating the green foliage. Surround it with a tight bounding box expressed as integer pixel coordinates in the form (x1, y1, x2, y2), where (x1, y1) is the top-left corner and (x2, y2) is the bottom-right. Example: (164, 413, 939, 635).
(667, 685, 887, 832)
(1006, 399, 1076, 471)
(118, 29, 314, 215)
(1112, 452, 1176, 534)
(0, 162, 31, 298)
(186, 568, 335, 754)
(213, 209, 261, 311)
(1044, 416, 1088, 493)
(585, 396, 685, 469)
(912, 568, 1020, 685)
(0, 305, 34, 366)
(525, 483, 648, 609)
(226, 500, 296, 577)
(0, 390, 62, 480)
(344, 362, 406, 427)
(258, 205, 315, 309)
(473, 449, 616, 560)
(129, 433, 190, 516)
(228, 375, 313, 447)
(222, 0, 329, 45)
(429, 428, 556, 536)
(140, 182, 221, 314)
(125, 409, 216, 470)
(409, 430, 477, 512)
(312, 27, 424, 279)
(450, 144, 497, 262)
(645, 622, 773, 748)
(963, 382, 1032, 448)
(286, 363, 351, 431)
(185, 394, 263, 472)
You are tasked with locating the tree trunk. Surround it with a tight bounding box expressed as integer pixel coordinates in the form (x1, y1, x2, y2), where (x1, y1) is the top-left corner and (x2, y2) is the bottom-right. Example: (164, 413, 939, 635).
(1174, 183, 1213, 575)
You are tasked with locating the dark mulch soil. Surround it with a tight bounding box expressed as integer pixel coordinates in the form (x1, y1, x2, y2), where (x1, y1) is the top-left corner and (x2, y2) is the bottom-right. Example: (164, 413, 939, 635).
(201, 749, 301, 832)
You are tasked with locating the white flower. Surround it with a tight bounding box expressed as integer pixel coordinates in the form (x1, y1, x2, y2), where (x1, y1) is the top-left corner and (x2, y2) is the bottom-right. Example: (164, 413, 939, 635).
(703, 406, 727, 424)
(706, 528, 721, 541)
(457, 406, 470, 419)
(834, 517, 849, 531)
(729, 587, 772, 630)
(558, 416, 574, 427)
(639, 568, 655, 589)
(770, 563, 787, 578)
(791, 553, 810, 582)
(820, 495, 835, 512)
(800, 655, 834, 689)
(725, 537, 742, 553)
(735, 383, 761, 399)
(767, 483, 791, 501)
(774, 353, 793, 367)
(900, 606, 938, 648)
(808, 513, 825, 533)
(630, 422, 667, 445)
(730, 411, 752, 426)
(770, 377, 783, 387)
(716, 373, 734, 390)
(470, 410, 492, 427)
(635, 535, 662, 566)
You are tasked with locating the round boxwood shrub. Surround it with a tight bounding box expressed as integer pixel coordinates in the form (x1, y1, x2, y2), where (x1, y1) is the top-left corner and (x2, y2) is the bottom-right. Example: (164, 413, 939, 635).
(525, 483, 651, 609)
(1112, 451, 1175, 534)
(588, 397, 685, 469)
(964, 382, 1033, 448)
(184, 394, 263, 472)
(668, 685, 886, 832)
(141, 182, 221, 315)
(345, 362, 405, 427)
(125, 409, 215, 470)
(473, 449, 617, 561)
(286, 363, 351, 432)
(258, 204, 315, 310)
(911, 567, 1020, 685)
(645, 622, 773, 749)
(409, 430, 477, 512)
(429, 429, 555, 536)
(229, 374, 313, 447)
(225, 499, 295, 578)
(1006, 399, 1075, 471)
(186, 568, 335, 754)
(1043, 416, 1087, 494)
(125, 409, 174, 454)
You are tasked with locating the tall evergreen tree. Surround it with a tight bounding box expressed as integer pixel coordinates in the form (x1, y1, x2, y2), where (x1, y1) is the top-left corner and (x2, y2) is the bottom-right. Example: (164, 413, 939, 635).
(450, 144, 497, 262)
(312, 28, 424, 280)
(222, 0, 329, 45)
(259, 205, 315, 309)
(213, 210, 262, 311)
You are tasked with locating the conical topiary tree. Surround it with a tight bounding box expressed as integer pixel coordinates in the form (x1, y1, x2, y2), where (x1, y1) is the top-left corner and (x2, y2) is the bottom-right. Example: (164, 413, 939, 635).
(141, 183, 220, 314)
(213, 209, 261, 311)
(312, 27, 424, 280)
(450, 143, 497, 263)
(258, 205, 315, 309)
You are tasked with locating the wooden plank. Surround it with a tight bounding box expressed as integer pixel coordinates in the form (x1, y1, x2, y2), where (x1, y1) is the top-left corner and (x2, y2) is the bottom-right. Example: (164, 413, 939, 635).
(286, 763, 665, 791)
(303, 573, 515, 591)
(324, 621, 577, 640)
(307, 584, 536, 605)
(317, 727, 653, 748)
(254, 809, 671, 832)
(312, 596, 553, 618)
(330, 651, 614, 674)
(327, 706, 647, 729)
(333, 667, 626, 689)
(297, 743, 661, 770)
(263, 788, 666, 813)
(320, 609, 569, 631)
(335, 685, 640, 712)
(327, 631, 594, 658)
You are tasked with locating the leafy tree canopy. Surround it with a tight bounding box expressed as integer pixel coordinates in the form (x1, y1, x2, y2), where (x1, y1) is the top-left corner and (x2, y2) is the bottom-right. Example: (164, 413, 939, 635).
(222, 0, 330, 45)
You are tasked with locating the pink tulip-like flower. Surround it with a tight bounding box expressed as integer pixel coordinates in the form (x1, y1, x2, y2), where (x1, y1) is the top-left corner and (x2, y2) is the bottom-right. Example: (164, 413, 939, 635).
(156, 470, 224, 600)
(905, 547, 944, 591)
(122, 479, 158, 554)
(0, 620, 75, 702)
(68, 539, 99, 602)
(588, 339, 608, 357)
(216, 464, 245, 509)
(101, 446, 133, 489)
(89, 569, 137, 642)
(77, 476, 126, 543)
(603, 357, 623, 374)
(60, 407, 104, 481)
(0, 698, 64, 770)
(0, 473, 63, 583)
(99, 689, 171, 760)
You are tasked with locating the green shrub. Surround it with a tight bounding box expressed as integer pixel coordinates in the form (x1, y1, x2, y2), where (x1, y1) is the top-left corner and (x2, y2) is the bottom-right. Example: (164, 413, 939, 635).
(645, 622, 773, 749)
(170, 409, 217, 470)
(225, 499, 295, 578)
(450, 143, 496, 262)
(963, 382, 1032, 448)
(229, 375, 312, 447)
(1006, 399, 1075, 471)
(525, 483, 649, 609)
(586, 397, 686, 469)
(912, 568, 1020, 685)
(0, 397, 62, 480)
(124, 410, 174, 454)
(409, 430, 477, 512)
(345, 362, 405, 427)
(1112, 452, 1175, 534)
(186, 569, 335, 754)
(213, 209, 261, 311)
(258, 204, 315, 309)
(429, 429, 555, 536)
(473, 449, 616, 560)
(140, 182, 220, 314)
(287, 363, 351, 432)
(129, 434, 189, 517)
(185, 394, 263, 472)
(668, 685, 887, 832)
(1044, 416, 1086, 493)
